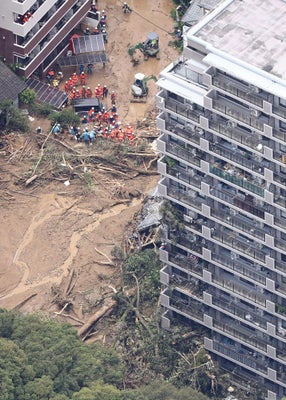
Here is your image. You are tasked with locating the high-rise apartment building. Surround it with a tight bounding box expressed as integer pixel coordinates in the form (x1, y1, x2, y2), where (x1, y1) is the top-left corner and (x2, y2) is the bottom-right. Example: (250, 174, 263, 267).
(157, 0, 286, 398)
(0, 0, 90, 78)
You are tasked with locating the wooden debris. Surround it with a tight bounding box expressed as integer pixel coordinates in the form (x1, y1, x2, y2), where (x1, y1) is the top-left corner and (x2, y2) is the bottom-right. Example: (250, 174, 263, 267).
(78, 298, 117, 339)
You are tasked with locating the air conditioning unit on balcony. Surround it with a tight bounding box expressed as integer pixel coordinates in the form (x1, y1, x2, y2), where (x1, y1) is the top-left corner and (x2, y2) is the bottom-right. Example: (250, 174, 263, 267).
(249, 85, 260, 94)
(250, 108, 261, 117)
(189, 103, 195, 110)
(227, 120, 236, 128)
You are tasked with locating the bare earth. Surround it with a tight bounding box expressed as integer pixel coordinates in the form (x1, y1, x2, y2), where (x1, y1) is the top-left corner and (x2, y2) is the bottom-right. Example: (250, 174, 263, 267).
(0, 0, 177, 327)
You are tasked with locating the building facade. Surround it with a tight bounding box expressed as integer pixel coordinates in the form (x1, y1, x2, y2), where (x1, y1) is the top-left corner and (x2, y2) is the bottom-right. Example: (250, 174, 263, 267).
(157, 0, 286, 398)
(0, 0, 90, 78)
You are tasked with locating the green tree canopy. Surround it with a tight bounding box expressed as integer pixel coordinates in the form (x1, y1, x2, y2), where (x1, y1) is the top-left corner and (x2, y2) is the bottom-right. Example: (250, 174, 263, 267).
(49, 109, 80, 130)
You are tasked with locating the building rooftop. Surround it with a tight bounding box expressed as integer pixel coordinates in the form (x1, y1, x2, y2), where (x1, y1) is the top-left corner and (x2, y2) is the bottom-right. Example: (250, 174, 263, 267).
(194, 0, 286, 80)
(0, 62, 27, 102)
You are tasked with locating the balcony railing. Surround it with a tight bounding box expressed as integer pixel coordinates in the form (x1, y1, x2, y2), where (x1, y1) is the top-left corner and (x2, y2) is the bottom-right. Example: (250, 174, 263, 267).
(210, 165, 265, 197)
(210, 291, 275, 329)
(164, 98, 201, 123)
(212, 229, 269, 262)
(212, 73, 265, 108)
(213, 318, 268, 352)
(210, 207, 267, 241)
(208, 141, 265, 175)
(165, 143, 202, 167)
(272, 105, 286, 120)
(166, 165, 203, 190)
(273, 127, 286, 142)
(169, 252, 205, 276)
(210, 186, 272, 219)
(170, 233, 204, 255)
(212, 272, 275, 306)
(208, 119, 264, 152)
(212, 341, 268, 374)
(169, 294, 204, 321)
(166, 121, 202, 146)
(212, 97, 265, 132)
(167, 186, 206, 211)
(212, 252, 270, 286)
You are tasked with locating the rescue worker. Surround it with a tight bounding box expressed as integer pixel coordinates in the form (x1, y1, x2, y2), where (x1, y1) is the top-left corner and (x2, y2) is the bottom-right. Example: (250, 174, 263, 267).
(82, 128, 90, 145)
(87, 63, 93, 74)
(80, 71, 86, 85)
(88, 107, 95, 122)
(103, 85, 108, 98)
(64, 81, 69, 93)
(71, 72, 79, 86)
(86, 87, 93, 98)
(117, 128, 125, 142)
(96, 83, 103, 99)
(111, 91, 116, 105)
(81, 115, 88, 124)
(81, 86, 86, 99)
(68, 77, 73, 90)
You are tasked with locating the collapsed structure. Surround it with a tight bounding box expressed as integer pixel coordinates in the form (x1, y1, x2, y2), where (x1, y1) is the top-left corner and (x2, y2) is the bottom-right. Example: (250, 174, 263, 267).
(156, 0, 286, 398)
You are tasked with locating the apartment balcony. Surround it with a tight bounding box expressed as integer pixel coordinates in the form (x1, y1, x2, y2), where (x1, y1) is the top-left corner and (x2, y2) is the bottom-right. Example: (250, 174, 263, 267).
(169, 232, 204, 255)
(276, 260, 286, 275)
(165, 142, 203, 168)
(165, 164, 204, 190)
(211, 251, 273, 286)
(210, 164, 265, 197)
(208, 140, 266, 175)
(211, 228, 270, 263)
(275, 237, 286, 253)
(212, 72, 269, 109)
(166, 185, 207, 211)
(168, 251, 205, 277)
(210, 186, 272, 220)
(164, 97, 202, 123)
(273, 151, 286, 166)
(165, 120, 202, 146)
(213, 317, 268, 353)
(211, 340, 268, 374)
(273, 195, 286, 212)
(169, 275, 205, 301)
(272, 105, 286, 121)
(208, 119, 265, 152)
(212, 95, 268, 132)
(11, 0, 47, 16)
(210, 290, 276, 330)
(165, 289, 205, 322)
(210, 207, 269, 241)
(273, 127, 286, 143)
(211, 270, 275, 307)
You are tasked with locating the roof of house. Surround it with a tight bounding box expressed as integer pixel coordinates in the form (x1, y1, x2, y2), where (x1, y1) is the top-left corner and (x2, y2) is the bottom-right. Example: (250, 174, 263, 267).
(0, 62, 27, 102)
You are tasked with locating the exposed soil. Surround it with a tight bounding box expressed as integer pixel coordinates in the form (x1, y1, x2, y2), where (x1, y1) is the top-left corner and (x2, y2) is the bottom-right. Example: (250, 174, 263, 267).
(0, 0, 178, 331)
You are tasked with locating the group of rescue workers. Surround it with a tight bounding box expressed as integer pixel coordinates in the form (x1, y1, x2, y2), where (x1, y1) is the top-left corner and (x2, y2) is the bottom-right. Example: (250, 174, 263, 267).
(55, 68, 135, 145)
(49, 2, 136, 145)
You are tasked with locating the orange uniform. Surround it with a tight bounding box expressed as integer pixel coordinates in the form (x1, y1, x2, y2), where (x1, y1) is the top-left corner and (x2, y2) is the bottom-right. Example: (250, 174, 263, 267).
(86, 87, 92, 98)
(71, 73, 79, 86)
(80, 72, 86, 85)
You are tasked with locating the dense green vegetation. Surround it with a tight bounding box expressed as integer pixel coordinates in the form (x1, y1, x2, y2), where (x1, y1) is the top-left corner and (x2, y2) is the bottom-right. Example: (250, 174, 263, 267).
(0, 308, 211, 400)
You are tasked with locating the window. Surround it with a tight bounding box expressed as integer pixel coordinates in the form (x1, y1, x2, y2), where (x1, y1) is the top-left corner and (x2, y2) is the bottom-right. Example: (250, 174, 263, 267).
(279, 98, 286, 108)
(280, 121, 286, 131)
(186, 70, 203, 84)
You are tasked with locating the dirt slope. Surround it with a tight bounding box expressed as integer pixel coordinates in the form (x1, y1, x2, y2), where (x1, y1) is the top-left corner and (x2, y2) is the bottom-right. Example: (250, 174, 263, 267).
(0, 0, 178, 325)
